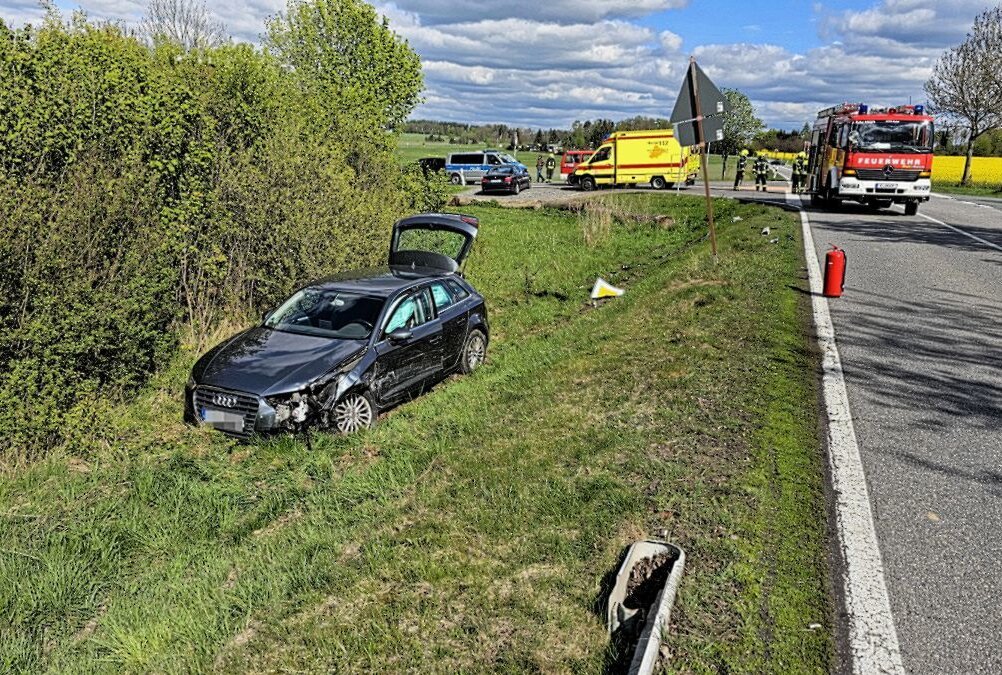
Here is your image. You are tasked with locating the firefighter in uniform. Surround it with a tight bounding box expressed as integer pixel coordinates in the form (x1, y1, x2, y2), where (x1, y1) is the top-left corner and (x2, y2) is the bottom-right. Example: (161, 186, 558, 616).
(791, 152, 807, 194)
(754, 152, 769, 192)
(733, 149, 749, 190)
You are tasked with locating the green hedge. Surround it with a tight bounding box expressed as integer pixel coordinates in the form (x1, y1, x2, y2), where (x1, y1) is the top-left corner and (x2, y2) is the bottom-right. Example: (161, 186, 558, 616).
(0, 6, 442, 464)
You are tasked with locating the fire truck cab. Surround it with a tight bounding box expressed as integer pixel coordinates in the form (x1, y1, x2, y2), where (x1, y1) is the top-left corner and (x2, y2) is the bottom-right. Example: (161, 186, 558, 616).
(807, 103, 934, 215)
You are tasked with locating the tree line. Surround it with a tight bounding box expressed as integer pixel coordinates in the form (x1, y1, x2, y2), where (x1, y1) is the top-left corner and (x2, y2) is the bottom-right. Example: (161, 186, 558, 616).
(0, 1, 442, 464)
(925, 6, 1002, 185)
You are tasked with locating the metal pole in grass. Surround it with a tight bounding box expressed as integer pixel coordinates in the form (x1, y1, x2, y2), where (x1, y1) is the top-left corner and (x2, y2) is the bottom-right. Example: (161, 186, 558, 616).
(688, 57, 718, 259)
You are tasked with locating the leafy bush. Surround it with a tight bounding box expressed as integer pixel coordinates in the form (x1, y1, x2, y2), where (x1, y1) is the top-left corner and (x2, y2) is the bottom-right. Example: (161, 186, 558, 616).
(0, 5, 426, 464)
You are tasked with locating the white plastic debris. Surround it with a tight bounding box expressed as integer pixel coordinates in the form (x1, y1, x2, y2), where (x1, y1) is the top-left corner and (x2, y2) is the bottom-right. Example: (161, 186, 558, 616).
(591, 277, 625, 300)
(732, 216, 743, 222)
(761, 227, 771, 236)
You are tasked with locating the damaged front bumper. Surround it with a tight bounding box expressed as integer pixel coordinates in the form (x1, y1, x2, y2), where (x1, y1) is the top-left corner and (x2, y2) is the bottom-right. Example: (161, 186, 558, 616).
(185, 370, 363, 440)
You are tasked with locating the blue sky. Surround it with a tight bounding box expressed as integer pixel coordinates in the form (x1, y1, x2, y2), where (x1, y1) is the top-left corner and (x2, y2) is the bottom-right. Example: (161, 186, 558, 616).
(2, 0, 994, 130)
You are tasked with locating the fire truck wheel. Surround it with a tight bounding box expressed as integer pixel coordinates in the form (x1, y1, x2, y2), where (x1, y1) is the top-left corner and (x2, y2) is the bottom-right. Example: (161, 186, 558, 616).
(581, 176, 597, 192)
(826, 183, 842, 207)
(904, 201, 919, 216)
(651, 176, 667, 190)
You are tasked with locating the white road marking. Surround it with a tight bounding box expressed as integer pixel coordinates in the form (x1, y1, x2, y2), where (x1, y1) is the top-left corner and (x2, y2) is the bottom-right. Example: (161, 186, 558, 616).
(917, 212, 1002, 252)
(788, 193, 906, 675)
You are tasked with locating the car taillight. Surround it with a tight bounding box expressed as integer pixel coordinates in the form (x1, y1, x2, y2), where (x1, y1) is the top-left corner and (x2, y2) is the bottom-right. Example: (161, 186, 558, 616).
(504, 176, 512, 183)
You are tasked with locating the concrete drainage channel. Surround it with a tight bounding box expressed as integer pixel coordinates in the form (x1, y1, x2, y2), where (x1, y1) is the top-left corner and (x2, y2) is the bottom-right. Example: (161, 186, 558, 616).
(605, 540, 687, 674)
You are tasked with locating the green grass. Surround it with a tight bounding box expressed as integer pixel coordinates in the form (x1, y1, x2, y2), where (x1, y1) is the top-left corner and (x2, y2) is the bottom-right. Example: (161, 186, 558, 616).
(0, 194, 832, 673)
(931, 181, 1002, 197)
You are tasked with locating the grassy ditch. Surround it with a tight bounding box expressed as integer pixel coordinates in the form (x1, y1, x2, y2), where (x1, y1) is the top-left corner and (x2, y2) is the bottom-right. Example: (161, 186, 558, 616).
(1, 195, 832, 673)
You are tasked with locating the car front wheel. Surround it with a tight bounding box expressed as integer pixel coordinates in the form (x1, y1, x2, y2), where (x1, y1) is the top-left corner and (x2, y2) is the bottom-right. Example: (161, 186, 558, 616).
(581, 176, 597, 192)
(651, 176, 667, 190)
(460, 329, 487, 374)
(331, 390, 375, 434)
(450, 173, 462, 185)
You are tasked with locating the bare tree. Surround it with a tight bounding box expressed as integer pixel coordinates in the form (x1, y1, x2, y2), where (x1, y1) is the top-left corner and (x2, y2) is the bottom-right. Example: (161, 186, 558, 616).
(925, 7, 1002, 185)
(141, 0, 225, 50)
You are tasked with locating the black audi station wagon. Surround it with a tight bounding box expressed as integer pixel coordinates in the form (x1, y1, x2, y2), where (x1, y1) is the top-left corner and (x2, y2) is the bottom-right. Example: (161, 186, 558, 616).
(185, 214, 488, 439)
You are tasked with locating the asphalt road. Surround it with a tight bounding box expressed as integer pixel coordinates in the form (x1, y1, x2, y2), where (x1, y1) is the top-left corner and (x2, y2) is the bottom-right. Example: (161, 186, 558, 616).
(716, 180, 1002, 673)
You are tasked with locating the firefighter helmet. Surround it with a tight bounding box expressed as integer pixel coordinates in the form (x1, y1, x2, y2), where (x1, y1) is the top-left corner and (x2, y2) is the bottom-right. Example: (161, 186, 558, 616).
(740, 149, 749, 157)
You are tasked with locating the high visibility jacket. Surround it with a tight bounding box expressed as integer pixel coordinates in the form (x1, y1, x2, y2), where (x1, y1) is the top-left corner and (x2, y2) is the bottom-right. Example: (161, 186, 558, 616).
(736, 156, 747, 172)
(754, 158, 768, 174)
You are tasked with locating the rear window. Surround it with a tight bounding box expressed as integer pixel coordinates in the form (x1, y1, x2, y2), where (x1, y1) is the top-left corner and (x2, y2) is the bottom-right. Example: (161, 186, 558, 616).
(488, 166, 513, 175)
(396, 228, 466, 261)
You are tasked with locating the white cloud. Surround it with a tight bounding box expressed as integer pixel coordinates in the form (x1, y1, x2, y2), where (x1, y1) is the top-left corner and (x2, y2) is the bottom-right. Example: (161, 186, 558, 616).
(376, 0, 689, 25)
(0, 0, 991, 130)
(659, 29, 683, 52)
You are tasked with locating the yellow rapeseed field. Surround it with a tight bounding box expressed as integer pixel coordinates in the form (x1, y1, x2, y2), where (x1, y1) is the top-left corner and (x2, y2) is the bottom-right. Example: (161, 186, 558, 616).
(931, 156, 1002, 186)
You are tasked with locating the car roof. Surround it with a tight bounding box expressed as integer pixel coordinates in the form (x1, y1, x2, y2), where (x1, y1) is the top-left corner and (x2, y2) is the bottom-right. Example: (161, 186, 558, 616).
(312, 265, 453, 297)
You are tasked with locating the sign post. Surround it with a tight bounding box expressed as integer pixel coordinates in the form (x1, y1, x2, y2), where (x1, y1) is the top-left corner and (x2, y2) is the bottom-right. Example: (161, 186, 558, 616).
(670, 57, 728, 259)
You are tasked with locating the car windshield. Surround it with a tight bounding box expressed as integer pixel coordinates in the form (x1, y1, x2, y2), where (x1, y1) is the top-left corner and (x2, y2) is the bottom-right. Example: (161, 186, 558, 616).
(265, 288, 384, 339)
(850, 120, 933, 153)
(500, 153, 518, 164)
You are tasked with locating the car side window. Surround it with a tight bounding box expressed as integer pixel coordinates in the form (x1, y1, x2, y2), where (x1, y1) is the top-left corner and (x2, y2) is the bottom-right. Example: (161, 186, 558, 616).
(445, 278, 470, 300)
(430, 281, 455, 311)
(384, 294, 426, 335)
(488, 154, 502, 165)
(417, 287, 435, 320)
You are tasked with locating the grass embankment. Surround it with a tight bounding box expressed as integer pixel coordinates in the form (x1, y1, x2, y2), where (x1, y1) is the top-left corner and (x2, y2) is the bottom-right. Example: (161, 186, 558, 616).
(1, 195, 832, 673)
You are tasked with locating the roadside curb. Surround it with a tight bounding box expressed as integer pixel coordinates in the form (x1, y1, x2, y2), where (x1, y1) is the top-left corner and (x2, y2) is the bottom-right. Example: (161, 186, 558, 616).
(606, 540, 687, 675)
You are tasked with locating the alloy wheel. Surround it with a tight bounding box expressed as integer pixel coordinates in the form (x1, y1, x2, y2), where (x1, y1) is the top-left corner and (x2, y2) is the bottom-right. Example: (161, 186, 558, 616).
(333, 393, 373, 434)
(466, 333, 486, 371)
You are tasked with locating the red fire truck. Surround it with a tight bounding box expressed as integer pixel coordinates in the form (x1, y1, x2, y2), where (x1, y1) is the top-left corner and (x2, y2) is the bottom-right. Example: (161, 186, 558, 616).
(807, 102, 934, 215)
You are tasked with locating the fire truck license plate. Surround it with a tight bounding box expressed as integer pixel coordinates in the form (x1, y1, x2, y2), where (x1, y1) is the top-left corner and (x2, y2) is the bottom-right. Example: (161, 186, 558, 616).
(876, 182, 897, 190)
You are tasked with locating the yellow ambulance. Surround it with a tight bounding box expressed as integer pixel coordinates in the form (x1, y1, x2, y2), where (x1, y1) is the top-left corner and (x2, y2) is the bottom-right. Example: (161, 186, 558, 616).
(570, 129, 699, 191)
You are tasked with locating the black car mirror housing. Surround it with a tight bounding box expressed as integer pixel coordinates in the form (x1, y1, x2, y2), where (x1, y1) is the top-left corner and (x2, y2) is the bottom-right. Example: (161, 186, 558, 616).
(387, 328, 412, 344)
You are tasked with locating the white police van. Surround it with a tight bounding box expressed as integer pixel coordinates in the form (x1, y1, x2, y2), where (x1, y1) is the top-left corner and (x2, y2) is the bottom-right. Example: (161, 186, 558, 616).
(445, 150, 528, 185)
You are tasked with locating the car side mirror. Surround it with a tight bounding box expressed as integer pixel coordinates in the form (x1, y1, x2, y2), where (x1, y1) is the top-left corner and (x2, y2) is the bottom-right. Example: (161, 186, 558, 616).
(387, 328, 413, 344)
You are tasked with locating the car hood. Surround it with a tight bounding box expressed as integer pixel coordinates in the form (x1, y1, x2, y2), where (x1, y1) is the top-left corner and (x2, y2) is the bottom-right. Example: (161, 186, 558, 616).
(195, 326, 366, 397)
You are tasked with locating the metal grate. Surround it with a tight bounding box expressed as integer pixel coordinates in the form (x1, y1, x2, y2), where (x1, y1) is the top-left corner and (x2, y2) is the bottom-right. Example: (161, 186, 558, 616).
(855, 169, 921, 182)
(192, 387, 259, 439)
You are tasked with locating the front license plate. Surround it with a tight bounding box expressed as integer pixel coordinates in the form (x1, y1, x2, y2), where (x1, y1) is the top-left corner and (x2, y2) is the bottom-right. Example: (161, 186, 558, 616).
(200, 407, 245, 433)
(876, 182, 897, 190)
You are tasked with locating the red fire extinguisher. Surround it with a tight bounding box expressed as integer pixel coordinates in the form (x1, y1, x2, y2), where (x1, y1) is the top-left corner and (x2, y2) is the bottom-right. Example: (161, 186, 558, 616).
(823, 246, 846, 298)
